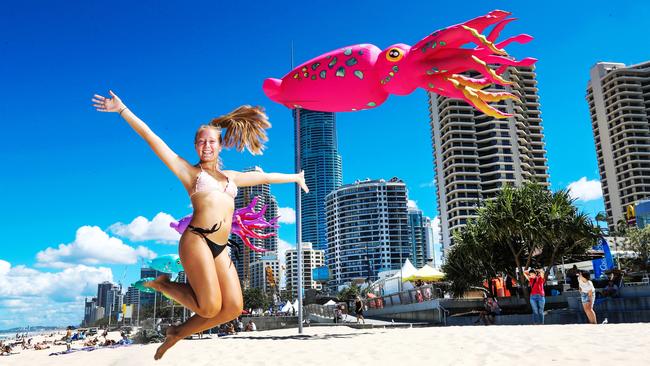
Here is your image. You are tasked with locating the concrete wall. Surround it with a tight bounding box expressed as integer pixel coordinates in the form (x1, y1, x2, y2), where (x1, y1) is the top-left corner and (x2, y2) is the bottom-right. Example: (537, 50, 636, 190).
(365, 299, 443, 323)
(239, 316, 298, 331)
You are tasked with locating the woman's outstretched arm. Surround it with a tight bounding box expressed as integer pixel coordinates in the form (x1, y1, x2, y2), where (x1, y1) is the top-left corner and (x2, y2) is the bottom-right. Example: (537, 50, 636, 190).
(227, 169, 309, 193)
(92, 91, 194, 187)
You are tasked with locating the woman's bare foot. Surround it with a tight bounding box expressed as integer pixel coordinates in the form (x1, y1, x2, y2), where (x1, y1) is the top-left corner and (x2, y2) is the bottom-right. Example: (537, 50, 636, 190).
(144, 274, 170, 292)
(154, 325, 181, 360)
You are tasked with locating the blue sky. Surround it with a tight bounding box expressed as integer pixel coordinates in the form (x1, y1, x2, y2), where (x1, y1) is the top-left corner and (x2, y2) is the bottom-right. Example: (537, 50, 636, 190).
(1, 0, 649, 329)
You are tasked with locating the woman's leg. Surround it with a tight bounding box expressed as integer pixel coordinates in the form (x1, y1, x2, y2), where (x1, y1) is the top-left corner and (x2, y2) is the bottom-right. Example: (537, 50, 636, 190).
(145, 275, 200, 314)
(154, 249, 243, 360)
(538, 296, 546, 324)
(530, 295, 540, 324)
(583, 303, 597, 324)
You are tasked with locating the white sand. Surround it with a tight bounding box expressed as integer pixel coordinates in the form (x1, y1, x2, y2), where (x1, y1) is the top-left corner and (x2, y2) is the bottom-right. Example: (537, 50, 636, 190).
(2, 323, 649, 366)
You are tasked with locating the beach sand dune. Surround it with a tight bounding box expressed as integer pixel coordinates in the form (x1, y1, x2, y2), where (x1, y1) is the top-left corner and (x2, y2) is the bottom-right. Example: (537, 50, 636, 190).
(3, 323, 648, 366)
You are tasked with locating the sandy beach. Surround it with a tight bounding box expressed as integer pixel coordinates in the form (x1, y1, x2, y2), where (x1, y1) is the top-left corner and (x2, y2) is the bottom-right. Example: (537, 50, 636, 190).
(2, 323, 649, 366)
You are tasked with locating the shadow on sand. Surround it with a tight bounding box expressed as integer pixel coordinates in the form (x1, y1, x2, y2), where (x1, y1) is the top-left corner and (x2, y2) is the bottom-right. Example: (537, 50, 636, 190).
(228, 331, 377, 341)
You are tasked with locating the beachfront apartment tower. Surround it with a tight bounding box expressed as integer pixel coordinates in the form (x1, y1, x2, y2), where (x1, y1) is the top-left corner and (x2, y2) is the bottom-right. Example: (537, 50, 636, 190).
(423, 216, 443, 268)
(429, 66, 549, 256)
(294, 109, 343, 252)
(232, 166, 279, 289)
(285, 242, 324, 293)
(249, 255, 280, 294)
(407, 206, 427, 268)
(325, 178, 411, 289)
(587, 61, 650, 227)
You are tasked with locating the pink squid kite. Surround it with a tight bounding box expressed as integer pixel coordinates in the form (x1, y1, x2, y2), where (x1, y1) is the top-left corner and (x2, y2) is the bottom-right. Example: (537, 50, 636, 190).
(170, 196, 279, 252)
(263, 10, 535, 119)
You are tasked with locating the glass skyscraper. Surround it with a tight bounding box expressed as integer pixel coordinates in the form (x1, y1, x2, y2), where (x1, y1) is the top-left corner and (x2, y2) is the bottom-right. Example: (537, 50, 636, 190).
(294, 109, 343, 252)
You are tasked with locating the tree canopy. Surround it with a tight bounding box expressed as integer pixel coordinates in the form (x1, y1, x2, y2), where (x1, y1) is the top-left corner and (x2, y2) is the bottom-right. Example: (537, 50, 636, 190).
(443, 183, 599, 297)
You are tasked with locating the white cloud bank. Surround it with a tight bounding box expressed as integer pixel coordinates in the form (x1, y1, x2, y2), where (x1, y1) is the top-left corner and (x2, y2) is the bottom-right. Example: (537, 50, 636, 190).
(277, 207, 296, 224)
(567, 177, 603, 202)
(0, 259, 113, 328)
(109, 212, 181, 244)
(36, 226, 156, 268)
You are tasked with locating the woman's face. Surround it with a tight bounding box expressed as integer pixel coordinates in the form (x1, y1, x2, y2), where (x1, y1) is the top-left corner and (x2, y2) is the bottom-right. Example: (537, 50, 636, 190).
(577, 273, 587, 283)
(195, 128, 221, 163)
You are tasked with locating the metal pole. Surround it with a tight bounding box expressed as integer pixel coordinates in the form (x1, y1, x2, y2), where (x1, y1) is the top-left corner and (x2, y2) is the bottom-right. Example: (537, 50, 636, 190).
(137, 291, 140, 326)
(153, 291, 157, 331)
(295, 107, 304, 334)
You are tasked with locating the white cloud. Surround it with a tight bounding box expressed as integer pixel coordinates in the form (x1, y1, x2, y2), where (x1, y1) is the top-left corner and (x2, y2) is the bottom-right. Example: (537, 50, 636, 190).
(407, 199, 418, 209)
(567, 177, 603, 202)
(277, 207, 296, 224)
(109, 212, 181, 244)
(36, 225, 156, 268)
(0, 260, 113, 328)
(419, 179, 436, 188)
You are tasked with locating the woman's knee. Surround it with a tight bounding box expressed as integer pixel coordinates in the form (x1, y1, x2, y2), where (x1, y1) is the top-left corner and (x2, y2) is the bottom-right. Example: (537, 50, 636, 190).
(197, 299, 222, 318)
(223, 299, 244, 320)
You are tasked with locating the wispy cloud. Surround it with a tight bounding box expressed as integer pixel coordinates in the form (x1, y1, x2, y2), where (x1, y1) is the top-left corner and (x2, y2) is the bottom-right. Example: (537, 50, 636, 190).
(408, 199, 418, 209)
(277, 207, 296, 224)
(36, 226, 156, 268)
(567, 177, 603, 202)
(109, 212, 181, 244)
(419, 179, 436, 188)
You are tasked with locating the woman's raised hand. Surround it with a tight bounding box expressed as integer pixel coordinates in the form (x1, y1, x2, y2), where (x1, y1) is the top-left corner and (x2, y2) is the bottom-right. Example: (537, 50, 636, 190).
(92, 90, 125, 113)
(297, 170, 309, 193)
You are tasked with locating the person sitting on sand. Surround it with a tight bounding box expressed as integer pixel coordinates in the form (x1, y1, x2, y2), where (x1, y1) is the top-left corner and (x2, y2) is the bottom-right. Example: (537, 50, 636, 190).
(477, 296, 501, 325)
(1, 344, 13, 356)
(34, 342, 50, 350)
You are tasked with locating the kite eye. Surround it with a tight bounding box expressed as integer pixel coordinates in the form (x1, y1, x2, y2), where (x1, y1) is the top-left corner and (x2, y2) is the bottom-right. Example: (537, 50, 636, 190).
(386, 48, 403, 62)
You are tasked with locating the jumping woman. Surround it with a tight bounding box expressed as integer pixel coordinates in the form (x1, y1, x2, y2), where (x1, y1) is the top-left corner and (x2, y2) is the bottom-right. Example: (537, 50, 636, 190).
(92, 91, 308, 359)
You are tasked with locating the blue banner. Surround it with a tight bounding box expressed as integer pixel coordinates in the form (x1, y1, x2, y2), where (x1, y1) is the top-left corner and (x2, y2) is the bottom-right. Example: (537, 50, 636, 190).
(312, 266, 330, 282)
(592, 237, 615, 278)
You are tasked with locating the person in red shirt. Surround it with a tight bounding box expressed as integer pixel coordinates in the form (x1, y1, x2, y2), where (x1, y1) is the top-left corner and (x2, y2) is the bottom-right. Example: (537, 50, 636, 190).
(524, 268, 546, 325)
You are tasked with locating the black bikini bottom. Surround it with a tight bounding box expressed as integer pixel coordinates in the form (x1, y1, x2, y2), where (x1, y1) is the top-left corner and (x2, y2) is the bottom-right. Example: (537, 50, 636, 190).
(187, 222, 240, 259)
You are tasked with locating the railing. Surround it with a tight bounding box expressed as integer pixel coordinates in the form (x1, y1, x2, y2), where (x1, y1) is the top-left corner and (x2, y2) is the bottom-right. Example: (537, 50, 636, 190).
(367, 285, 442, 310)
(304, 304, 337, 320)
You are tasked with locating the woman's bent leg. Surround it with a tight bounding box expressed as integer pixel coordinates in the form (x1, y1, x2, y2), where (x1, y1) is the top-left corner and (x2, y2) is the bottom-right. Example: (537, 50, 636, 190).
(145, 275, 200, 314)
(154, 249, 242, 360)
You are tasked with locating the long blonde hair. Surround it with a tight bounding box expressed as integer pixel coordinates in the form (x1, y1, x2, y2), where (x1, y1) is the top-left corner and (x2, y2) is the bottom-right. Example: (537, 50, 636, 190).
(205, 105, 271, 155)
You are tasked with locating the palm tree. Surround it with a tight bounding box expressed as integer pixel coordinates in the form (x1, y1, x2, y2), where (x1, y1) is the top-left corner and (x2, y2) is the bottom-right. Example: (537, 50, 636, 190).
(443, 183, 597, 299)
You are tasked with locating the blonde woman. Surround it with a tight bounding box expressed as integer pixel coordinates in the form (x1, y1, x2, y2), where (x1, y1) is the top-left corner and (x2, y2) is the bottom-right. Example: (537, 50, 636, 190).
(578, 270, 598, 324)
(92, 91, 308, 359)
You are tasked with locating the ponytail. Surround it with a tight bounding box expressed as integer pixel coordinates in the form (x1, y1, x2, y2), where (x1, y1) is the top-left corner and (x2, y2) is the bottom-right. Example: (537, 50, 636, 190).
(210, 105, 270, 155)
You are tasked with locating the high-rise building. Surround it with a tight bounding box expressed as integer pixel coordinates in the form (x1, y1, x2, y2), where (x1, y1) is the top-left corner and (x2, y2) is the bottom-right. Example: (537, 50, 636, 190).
(423, 216, 442, 268)
(407, 207, 427, 268)
(429, 66, 549, 254)
(83, 297, 97, 326)
(124, 286, 140, 307)
(587, 61, 650, 227)
(105, 284, 122, 320)
(285, 242, 324, 293)
(96, 281, 112, 317)
(325, 178, 411, 289)
(294, 109, 343, 252)
(249, 255, 280, 294)
(232, 166, 279, 288)
(140, 267, 169, 306)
